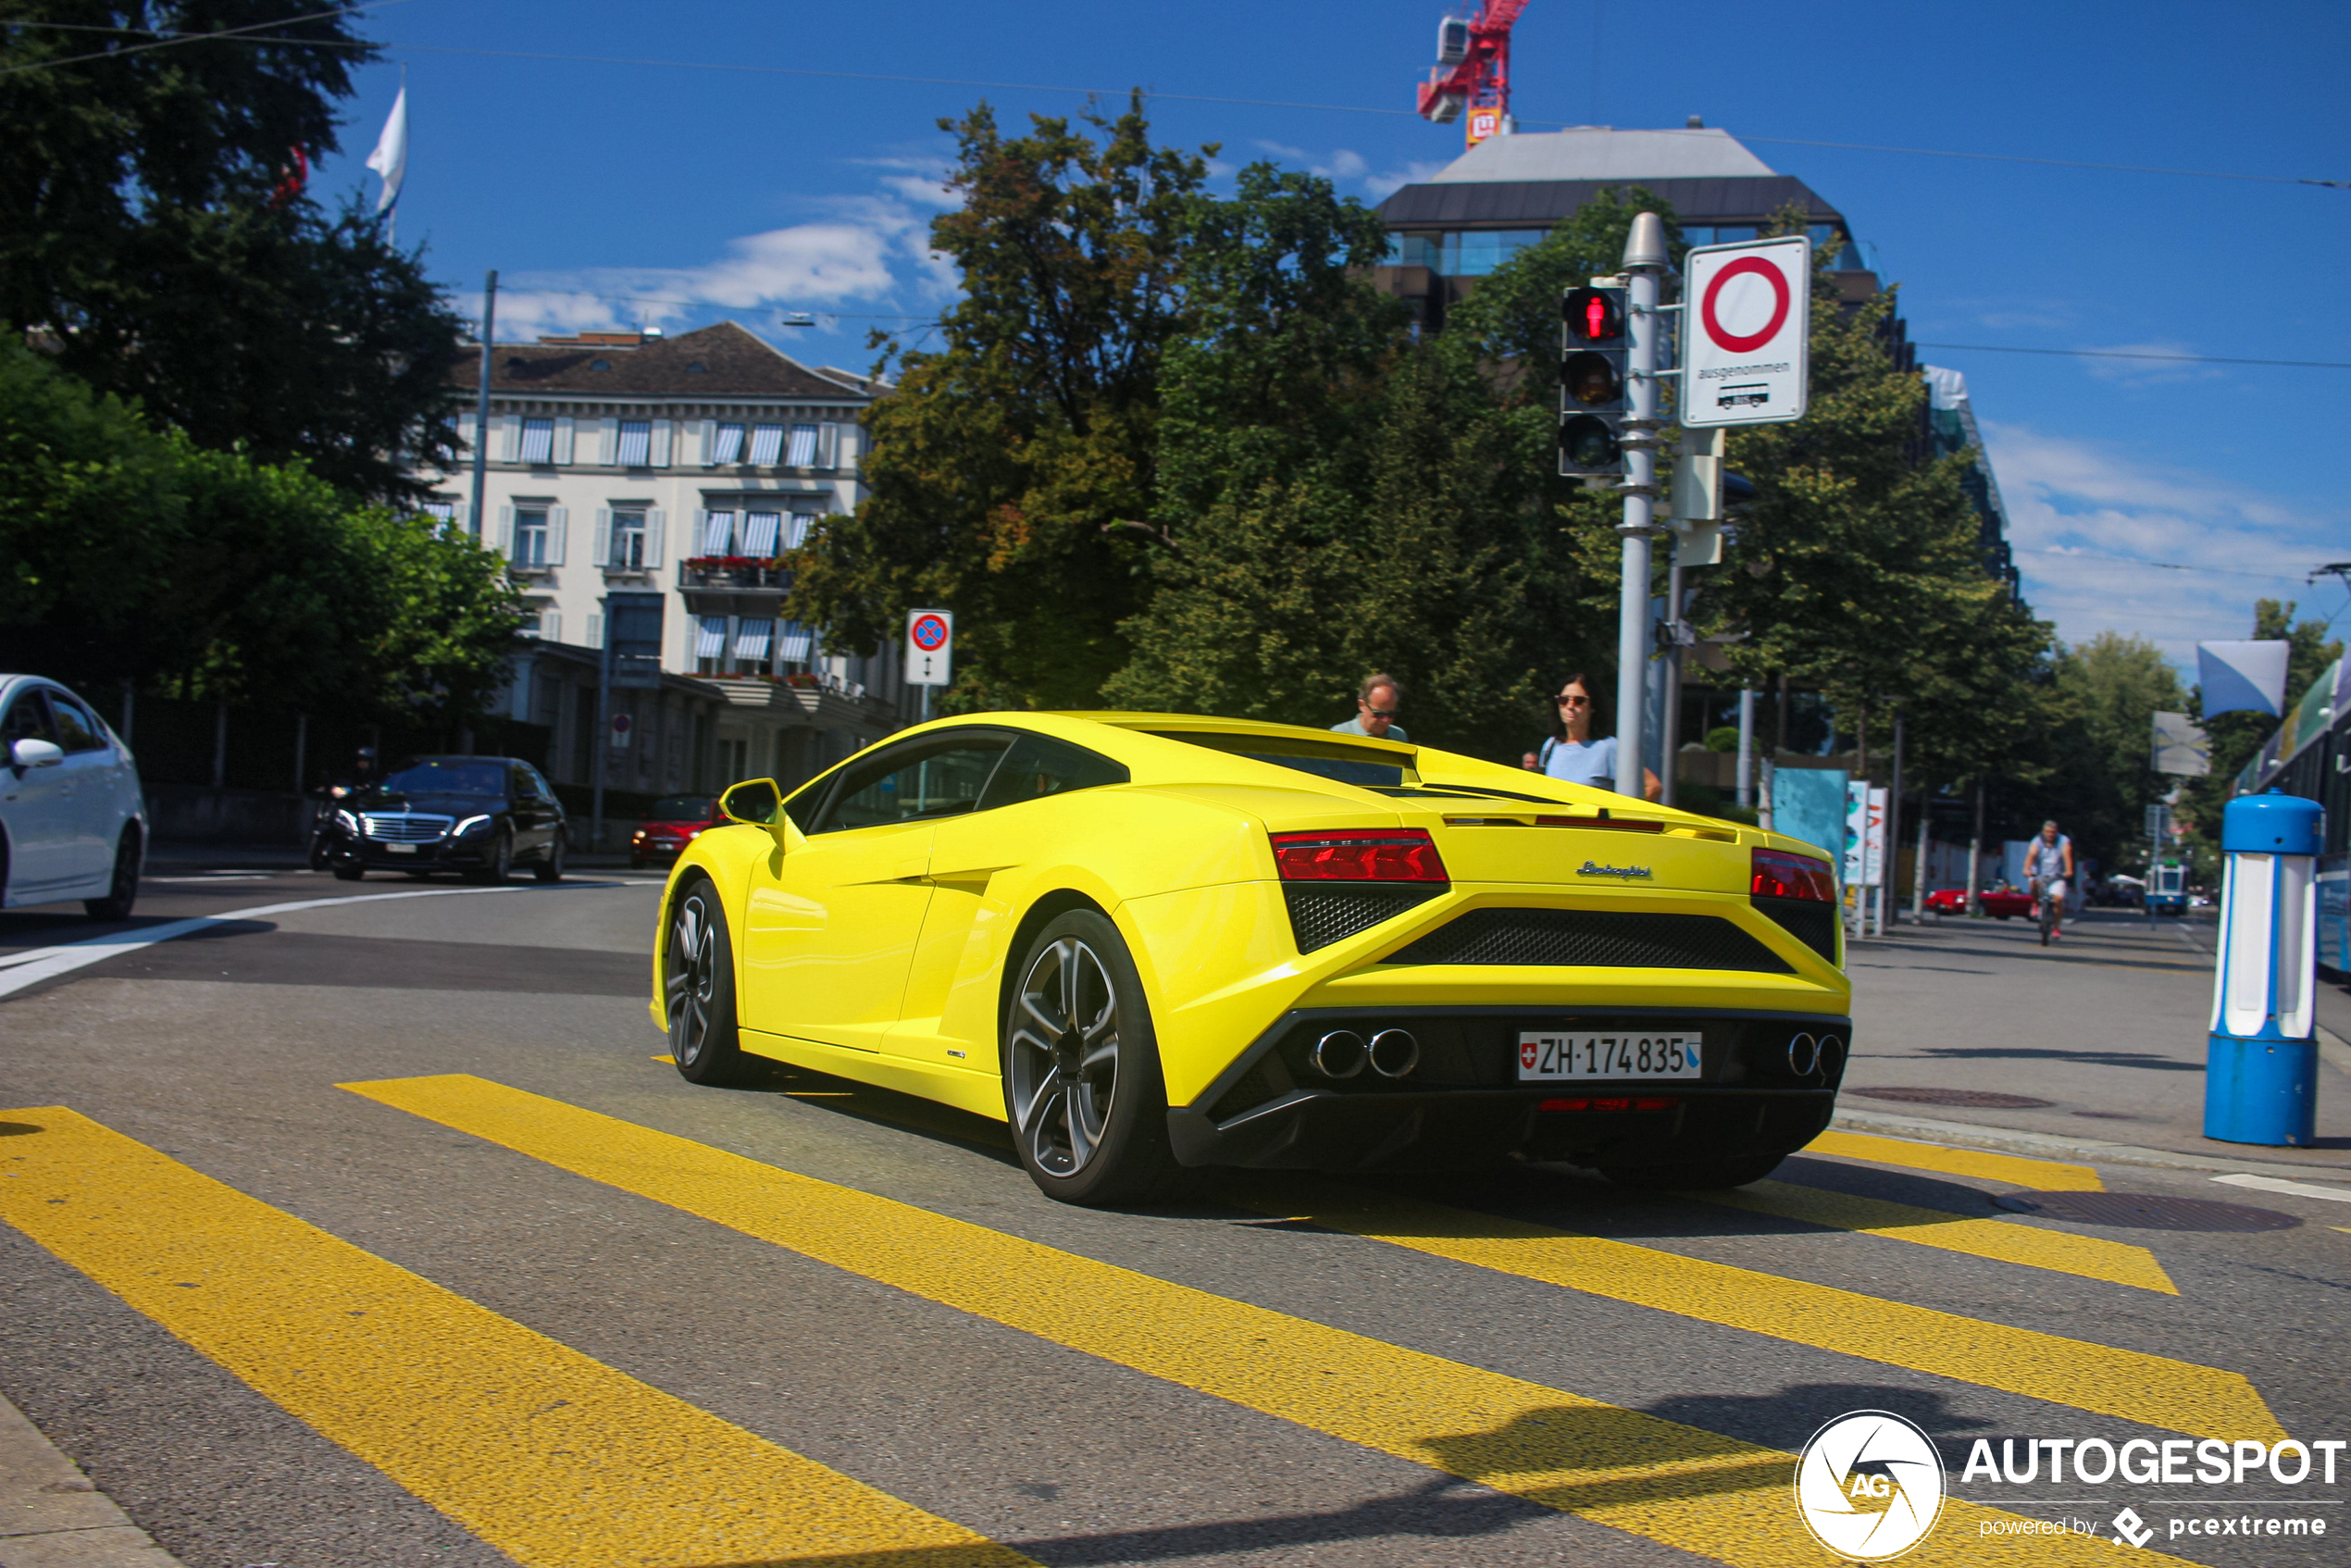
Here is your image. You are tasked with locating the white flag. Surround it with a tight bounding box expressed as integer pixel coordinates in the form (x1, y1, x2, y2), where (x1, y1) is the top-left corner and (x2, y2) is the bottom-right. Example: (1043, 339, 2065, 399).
(364, 87, 407, 214)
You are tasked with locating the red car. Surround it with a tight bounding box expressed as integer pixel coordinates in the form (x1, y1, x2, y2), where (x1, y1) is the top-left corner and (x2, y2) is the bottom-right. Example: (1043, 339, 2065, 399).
(1923, 887, 2035, 919)
(629, 795, 722, 869)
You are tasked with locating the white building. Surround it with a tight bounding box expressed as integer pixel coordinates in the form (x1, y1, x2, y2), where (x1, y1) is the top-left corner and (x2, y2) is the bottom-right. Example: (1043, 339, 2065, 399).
(412, 322, 916, 828)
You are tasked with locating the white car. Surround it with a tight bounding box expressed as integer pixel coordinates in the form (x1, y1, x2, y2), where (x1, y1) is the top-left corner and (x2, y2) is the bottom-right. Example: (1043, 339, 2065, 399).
(1, 676, 145, 918)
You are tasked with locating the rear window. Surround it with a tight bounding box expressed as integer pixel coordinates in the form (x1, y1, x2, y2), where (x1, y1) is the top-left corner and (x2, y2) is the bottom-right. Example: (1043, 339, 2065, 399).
(1145, 730, 1413, 790)
(978, 733, 1129, 810)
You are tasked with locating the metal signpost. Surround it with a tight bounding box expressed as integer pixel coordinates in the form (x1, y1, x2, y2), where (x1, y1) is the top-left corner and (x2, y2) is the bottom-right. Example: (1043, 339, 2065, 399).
(905, 610, 954, 722)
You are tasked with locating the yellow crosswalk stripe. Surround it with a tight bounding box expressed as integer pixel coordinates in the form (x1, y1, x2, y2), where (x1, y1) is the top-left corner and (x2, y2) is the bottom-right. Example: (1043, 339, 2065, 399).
(1807, 1129, 2104, 1190)
(1700, 1179, 2178, 1292)
(344, 1074, 2210, 1568)
(0, 1105, 1033, 1568)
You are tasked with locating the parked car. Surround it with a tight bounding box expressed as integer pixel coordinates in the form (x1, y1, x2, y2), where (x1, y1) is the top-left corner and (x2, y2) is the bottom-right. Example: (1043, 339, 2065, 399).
(0, 675, 144, 919)
(315, 755, 566, 883)
(1922, 885, 2035, 918)
(630, 795, 724, 869)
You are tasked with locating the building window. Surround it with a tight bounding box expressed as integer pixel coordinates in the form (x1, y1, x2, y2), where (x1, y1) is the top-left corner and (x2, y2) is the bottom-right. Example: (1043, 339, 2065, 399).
(711, 422, 745, 464)
(519, 417, 555, 464)
(514, 506, 551, 567)
(733, 618, 774, 674)
(616, 420, 652, 467)
(740, 512, 781, 556)
(748, 423, 785, 466)
(786, 425, 819, 467)
(695, 615, 728, 675)
(699, 509, 737, 555)
(777, 620, 815, 667)
(610, 509, 648, 570)
(419, 498, 462, 536)
(786, 513, 819, 551)
(1389, 233, 1440, 268)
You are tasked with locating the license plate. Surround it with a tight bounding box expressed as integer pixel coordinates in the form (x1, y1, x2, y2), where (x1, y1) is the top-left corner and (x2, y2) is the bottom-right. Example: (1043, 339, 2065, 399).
(1518, 1031, 1701, 1080)
(383, 842, 417, 853)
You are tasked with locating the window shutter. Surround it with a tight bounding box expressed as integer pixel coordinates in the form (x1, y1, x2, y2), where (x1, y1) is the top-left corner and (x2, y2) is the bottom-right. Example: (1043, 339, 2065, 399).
(545, 506, 568, 566)
(644, 509, 665, 567)
(541, 612, 561, 644)
(597, 417, 618, 466)
(585, 613, 603, 652)
(834, 422, 858, 473)
(497, 505, 516, 555)
(591, 508, 612, 567)
(815, 422, 839, 468)
(500, 414, 522, 462)
(450, 501, 471, 537)
(650, 420, 673, 467)
(457, 412, 478, 455)
(554, 416, 576, 465)
(697, 419, 715, 466)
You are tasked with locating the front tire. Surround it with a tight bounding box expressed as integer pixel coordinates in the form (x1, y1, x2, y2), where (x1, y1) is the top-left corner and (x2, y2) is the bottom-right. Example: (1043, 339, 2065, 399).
(332, 861, 365, 881)
(1002, 909, 1182, 1206)
(83, 826, 142, 920)
(534, 831, 566, 883)
(1605, 1153, 1785, 1191)
(666, 877, 755, 1086)
(468, 829, 513, 885)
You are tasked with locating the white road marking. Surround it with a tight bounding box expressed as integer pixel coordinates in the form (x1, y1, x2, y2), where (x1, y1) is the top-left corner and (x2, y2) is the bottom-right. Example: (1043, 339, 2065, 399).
(0, 884, 621, 1000)
(2212, 1172, 2351, 1204)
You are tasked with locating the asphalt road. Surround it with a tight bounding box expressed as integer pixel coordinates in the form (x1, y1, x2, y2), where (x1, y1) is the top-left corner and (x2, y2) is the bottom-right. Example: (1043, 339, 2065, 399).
(1, 867, 2346, 1568)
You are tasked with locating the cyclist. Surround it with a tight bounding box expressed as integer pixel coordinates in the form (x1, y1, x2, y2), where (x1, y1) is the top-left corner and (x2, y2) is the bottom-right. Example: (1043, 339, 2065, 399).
(2023, 819, 2074, 944)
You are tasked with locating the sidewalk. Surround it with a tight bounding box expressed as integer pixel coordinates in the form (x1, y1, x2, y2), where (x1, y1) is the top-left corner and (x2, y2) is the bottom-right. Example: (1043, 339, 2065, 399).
(1839, 906, 2351, 1172)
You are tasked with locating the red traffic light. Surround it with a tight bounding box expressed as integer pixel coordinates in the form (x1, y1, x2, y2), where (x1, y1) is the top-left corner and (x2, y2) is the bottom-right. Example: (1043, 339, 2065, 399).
(1563, 285, 1627, 344)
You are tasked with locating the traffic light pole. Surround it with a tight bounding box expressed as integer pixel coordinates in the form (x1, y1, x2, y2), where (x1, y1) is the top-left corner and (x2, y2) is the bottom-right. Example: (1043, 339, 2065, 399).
(1614, 214, 1670, 799)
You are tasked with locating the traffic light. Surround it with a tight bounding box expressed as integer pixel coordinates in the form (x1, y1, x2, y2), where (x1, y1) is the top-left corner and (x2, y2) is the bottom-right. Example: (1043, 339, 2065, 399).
(1559, 284, 1629, 478)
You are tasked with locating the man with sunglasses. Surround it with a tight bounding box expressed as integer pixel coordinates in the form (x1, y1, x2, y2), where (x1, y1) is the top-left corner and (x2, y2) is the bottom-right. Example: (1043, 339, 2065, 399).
(1523, 674, 1661, 800)
(1331, 673, 1408, 741)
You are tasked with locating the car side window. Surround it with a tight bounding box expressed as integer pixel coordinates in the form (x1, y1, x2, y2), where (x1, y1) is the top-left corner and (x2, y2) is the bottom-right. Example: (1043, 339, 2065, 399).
(976, 733, 1129, 811)
(46, 694, 106, 753)
(813, 732, 1013, 833)
(2, 692, 56, 749)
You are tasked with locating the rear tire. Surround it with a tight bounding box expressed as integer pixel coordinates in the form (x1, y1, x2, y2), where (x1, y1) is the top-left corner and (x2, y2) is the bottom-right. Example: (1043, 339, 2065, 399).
(665, 877, 756, 1086)
(82, 827, 141, 920)
(1605, 1153, 1785, 1191)
(1002, 908, 1183, 1207)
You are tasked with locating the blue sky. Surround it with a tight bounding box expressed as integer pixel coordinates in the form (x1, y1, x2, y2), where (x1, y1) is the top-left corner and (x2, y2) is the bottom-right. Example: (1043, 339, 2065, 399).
(316, 0, 2351, 668)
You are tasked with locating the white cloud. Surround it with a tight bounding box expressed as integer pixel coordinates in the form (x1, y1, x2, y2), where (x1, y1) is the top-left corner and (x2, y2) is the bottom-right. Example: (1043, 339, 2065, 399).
(1364, 158, 1449, 198)
(1982, 420, 2345, 666)
(2073, 340, 2226, 387)
(1244, 141, 1374, 187)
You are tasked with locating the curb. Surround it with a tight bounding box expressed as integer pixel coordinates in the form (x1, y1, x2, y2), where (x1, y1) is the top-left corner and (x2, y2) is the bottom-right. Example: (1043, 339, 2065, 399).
(1828, 1106, 2351, 1183)
(0, 1391, 184, 1565)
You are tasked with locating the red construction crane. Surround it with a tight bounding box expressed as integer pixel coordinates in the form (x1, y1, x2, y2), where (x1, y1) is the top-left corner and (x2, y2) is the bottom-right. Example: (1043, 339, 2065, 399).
(1413, 2, 1531, 149)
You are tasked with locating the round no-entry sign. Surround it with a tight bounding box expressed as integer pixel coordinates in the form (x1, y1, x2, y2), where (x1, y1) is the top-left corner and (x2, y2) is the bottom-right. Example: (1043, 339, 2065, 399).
(910, 614, 951, 652)
(1680, 235, 1810, 429)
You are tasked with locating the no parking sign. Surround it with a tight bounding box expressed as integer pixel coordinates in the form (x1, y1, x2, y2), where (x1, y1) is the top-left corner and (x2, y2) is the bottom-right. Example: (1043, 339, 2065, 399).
(905, 609, 953, 688)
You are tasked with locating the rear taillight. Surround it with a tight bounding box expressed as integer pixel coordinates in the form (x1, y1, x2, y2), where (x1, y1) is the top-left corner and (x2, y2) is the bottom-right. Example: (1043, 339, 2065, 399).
(1752, 847, 1835, 902)
(1270, 828, 1449, 883)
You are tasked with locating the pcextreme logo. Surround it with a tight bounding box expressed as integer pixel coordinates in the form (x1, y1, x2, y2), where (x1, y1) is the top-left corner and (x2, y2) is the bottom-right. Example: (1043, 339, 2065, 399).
(1794, 1411, 1947, 1561)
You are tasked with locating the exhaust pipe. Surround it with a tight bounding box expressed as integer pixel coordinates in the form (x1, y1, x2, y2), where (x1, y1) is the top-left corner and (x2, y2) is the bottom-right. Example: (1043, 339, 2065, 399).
(1310, 1030, 1366, 1079)
(1369, 1028, 1420, 1078)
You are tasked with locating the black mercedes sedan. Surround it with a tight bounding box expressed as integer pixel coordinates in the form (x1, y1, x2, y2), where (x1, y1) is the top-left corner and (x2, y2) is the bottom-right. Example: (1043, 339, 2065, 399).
(319, 755, 568, 883)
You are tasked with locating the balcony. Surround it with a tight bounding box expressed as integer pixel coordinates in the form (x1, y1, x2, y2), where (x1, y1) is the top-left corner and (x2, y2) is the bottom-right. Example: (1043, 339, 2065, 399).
(679, 557, 790, 616)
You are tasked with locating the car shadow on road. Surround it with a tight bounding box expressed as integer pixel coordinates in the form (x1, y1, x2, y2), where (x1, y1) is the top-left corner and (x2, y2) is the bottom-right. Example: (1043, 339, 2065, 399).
(715, 1058, 1023, 1166)
(1911, 1045, 2204, 1071)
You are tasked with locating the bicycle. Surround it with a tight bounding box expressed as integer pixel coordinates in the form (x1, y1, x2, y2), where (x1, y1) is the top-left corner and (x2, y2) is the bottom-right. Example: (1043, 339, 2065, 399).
(2030, 877, 2059, 946)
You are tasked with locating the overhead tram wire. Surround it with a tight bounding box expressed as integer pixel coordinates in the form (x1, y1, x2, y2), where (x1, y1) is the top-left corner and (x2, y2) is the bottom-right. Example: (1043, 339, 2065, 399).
(2, 26, 2344, 192)
(2025, 549, 2320, 584)
(0, 2, 403, 77)
(1918, 343, 2351, 370)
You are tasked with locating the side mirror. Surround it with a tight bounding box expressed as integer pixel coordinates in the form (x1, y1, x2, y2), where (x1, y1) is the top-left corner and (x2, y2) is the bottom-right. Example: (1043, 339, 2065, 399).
(718, 778, 786, 844)
(10, 738, 64, 769)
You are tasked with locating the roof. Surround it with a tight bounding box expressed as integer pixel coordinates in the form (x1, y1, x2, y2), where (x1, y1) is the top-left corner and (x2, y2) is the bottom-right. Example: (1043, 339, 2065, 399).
(1376, 174, 1841, 230)
(1429, 128, 1777, 183)
(450, 321, 867, 401)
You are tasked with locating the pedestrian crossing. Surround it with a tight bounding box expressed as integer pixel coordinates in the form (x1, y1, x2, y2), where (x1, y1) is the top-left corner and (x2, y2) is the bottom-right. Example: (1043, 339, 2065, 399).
(2, 1081, 2256, 1568)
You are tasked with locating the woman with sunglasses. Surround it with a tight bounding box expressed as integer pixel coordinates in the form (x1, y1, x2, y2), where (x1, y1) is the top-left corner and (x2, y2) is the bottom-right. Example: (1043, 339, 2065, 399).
(1522, 674, 1661, 800)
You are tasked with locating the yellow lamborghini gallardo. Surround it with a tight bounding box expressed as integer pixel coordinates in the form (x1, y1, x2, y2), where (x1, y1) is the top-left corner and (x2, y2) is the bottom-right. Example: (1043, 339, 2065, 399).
(651, 713, 1850, 1205)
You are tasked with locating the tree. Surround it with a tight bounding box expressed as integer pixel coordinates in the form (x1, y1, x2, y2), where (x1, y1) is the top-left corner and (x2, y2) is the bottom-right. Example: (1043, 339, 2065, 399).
(2180, 599, 2342, 855)
(1, 3, 465, 498)
(790, 97, 1211, 709)
(2029, 632, 2186, 869)
(0, 334, 521, 725)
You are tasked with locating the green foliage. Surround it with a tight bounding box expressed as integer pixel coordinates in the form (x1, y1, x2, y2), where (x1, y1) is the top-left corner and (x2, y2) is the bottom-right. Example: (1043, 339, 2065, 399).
(2180, 599, 2342, 854)
(0, 334, 522, 723)
(2029, 632, 2186, 869)
(1, 3, 465, 499)
(790, 97, 1211, 709)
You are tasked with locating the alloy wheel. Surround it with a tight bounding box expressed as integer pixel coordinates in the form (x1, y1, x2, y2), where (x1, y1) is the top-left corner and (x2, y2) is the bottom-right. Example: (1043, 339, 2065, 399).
(1008, 937, 1122, 1176)
(667, 893, 717, 1068)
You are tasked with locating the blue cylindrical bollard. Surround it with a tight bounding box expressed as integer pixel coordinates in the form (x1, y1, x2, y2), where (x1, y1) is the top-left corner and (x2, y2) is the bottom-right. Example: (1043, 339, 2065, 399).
(2205, 790, 2324, 1146)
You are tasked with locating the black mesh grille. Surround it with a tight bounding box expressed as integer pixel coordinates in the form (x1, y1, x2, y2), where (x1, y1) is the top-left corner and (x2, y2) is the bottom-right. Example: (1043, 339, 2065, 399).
(1284, 884, 1445, 953)
(1754, 896, 1839, 966)
(1209, 1061, 1283, 1122)
(1382, 908, 1792, 973)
